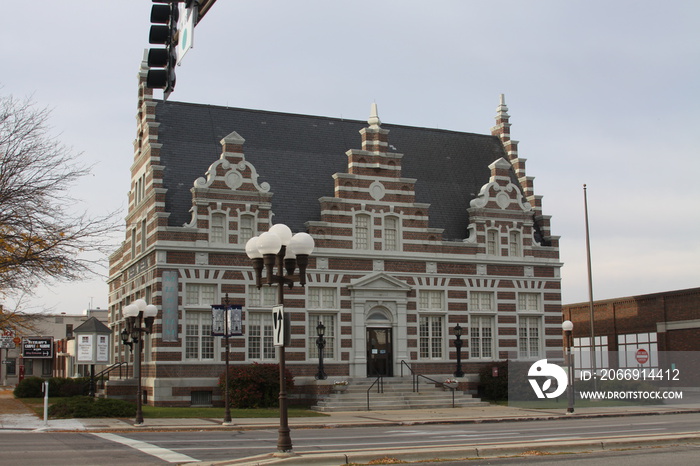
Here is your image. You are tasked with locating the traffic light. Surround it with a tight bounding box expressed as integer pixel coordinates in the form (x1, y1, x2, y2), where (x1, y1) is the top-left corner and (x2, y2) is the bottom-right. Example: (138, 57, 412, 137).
(147, 1, 179, 93)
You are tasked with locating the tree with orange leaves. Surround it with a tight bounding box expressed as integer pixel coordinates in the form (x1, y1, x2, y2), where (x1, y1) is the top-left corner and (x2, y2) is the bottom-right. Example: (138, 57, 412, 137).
(0, 93, 118, 301)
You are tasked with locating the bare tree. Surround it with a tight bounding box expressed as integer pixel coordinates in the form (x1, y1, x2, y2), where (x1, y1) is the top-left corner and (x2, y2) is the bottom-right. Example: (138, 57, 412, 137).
(0, 93, 119, 298)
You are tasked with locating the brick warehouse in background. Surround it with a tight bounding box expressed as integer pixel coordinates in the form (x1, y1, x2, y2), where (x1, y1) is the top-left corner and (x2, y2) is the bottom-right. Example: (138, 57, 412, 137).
(562, 287, 700, 388)
(106, 58, 563, 406)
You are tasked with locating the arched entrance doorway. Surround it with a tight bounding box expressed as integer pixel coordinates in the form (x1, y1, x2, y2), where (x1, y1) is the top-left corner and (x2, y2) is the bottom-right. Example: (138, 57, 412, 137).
(366, 308, 393, 377)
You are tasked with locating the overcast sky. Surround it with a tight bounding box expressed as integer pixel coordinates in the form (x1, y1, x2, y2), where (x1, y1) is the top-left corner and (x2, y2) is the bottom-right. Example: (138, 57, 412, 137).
(2, 1, 698, 314)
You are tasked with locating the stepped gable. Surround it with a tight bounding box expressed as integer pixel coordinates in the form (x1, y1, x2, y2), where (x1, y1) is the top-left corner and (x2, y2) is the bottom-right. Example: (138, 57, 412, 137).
(154, 101, 510, 240)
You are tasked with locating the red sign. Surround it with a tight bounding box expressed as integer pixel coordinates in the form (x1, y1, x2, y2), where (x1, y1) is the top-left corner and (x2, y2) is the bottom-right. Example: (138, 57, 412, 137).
(636, 348, 649, 364)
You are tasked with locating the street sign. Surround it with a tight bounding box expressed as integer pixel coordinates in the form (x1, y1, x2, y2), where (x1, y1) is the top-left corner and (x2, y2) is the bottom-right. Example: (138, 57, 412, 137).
(635, 348, 649, 364)
(176, 3, 195, 65)
(0, 337, 15, 349)
(272, 305, 285, 347)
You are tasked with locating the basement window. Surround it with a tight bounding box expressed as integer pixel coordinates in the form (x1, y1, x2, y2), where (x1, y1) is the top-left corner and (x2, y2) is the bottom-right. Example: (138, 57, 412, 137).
(191, 390, 213, 407)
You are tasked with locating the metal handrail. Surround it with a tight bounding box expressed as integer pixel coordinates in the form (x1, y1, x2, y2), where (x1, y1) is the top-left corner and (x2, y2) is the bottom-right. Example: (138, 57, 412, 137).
(399, 360, 456, 408)
(366, 375, 384, 411)
(95, 361, 128, 381)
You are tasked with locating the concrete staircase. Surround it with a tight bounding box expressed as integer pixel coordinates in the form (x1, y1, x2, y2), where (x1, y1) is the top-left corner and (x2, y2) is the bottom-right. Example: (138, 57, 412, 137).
(312, 377, 487, 412)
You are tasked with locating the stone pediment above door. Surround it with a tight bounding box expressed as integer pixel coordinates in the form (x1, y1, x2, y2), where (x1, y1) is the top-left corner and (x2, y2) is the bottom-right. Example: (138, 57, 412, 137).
(347, 272, 411, 294)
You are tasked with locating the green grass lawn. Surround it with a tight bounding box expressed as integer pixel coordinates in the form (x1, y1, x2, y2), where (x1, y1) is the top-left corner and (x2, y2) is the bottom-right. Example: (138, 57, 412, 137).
(142, 405, 327, 418)
(20, 397, 327, 419)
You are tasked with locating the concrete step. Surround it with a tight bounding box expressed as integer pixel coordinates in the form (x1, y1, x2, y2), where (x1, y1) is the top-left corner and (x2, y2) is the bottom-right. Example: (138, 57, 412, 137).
(311, 377, 486, 412)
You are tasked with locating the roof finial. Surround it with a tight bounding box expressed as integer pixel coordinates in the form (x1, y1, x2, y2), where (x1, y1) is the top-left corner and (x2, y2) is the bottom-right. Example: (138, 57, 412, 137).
(368, 102, 381, 128)
(496, 94, 509, 118)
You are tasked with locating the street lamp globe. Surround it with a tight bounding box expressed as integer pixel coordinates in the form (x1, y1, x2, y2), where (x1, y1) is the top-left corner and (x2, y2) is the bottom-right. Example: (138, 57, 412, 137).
(245, 236, 262, 259)
(123, 304, 139, 318)
(269, 223, 293, 246)
(562, 320, 574, 332)
(257, 231, 282, 255)
(144, 304, 158, 318)
(289, 232, 314, 255)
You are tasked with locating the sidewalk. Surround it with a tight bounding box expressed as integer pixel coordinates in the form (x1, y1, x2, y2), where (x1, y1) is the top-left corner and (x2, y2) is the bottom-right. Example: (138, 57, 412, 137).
(3, 388, 700, 465)
(3, 387, 700, 433)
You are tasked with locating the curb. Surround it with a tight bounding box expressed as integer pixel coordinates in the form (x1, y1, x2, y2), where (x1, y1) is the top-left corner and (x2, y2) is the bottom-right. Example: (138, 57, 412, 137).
(201, 432, 700, 465)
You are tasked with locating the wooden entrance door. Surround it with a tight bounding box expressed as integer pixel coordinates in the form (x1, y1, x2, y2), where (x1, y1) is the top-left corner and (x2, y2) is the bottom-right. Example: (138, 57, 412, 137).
(366, 328, 393, 376)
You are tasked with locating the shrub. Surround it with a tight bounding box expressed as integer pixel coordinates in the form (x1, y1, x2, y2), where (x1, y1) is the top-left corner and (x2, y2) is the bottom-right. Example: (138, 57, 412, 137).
(13, 376, 46, 398)
(48, 396, 136, 418)
(14, 377, 90, 398)
(218, 363, 294, 409)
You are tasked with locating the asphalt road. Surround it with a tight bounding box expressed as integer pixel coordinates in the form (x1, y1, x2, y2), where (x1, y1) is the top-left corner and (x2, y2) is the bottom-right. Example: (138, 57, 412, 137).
(1, 412, 699, 465)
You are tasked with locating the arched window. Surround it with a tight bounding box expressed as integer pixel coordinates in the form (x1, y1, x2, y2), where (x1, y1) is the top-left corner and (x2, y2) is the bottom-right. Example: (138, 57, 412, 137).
(355, 214, 371, 250)
(239, 214, 255, 244)
(509, 230, 522, 257)
(384, 216, 399, 251)
(487, 230, 499, 255)
(210, 213, 226, 243)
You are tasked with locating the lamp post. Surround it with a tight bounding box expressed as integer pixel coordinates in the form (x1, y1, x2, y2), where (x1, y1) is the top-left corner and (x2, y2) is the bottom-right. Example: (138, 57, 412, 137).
(123, 299, 158, 426)
(562, 320, 575, 414)
(315, 321, 327, 380)
(222, 294, 232, 425)
(245, 224, 314, 454)
(120, 328, 132, 378)
(453, 323, 464, 378)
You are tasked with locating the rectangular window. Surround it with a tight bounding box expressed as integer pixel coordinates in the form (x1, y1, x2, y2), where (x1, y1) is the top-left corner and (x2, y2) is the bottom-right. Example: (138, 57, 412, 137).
(308, 287, 337, 309)
(248, 313, 275, 360)
(518, 293, 540, 312)
(308, 314, 336, 359)
(470, 316, 494, 359)
(518, 316, 541, 358)
(355, 214, 370, 250)
(186, 284, 217, 307)
(419, 290, 444, 311)
(141, 219, 147, 252)
(419, 315, 444, 359)
(6, 358, 16, 375)
(42, 359, 52, 376)
(470, 291, 494, 312)
(185, 312, 214, 360)
(248, 285, 277, 307)
(573, 335, 609, 373)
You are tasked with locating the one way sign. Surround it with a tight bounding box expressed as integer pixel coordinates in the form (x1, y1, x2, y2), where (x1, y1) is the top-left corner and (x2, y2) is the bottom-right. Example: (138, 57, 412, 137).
(272, 305, 290, 347)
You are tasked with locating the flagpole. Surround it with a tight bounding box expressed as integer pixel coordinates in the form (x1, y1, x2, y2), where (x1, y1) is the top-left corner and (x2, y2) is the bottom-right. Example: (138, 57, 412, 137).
(583, 184, 597, 389)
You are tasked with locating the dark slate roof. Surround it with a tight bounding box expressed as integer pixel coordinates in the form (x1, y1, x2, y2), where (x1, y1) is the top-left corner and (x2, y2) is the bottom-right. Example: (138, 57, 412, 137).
(73, 316, 111, 334)
(154, 101, 510, 240)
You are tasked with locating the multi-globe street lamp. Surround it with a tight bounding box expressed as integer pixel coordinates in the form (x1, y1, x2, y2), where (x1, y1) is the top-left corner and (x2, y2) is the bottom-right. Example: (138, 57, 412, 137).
(122, 299, 158, 426)
(562, 320, 575, 414)
(245, 223, 314, 454)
